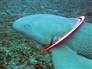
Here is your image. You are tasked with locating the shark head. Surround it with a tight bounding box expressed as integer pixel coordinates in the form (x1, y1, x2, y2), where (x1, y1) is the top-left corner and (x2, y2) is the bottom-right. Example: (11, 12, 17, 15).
(13, 14, 76, 45)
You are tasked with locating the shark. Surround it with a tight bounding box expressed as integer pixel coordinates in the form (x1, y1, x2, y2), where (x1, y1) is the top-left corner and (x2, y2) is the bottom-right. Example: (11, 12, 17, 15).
(13, 14, 92, 69)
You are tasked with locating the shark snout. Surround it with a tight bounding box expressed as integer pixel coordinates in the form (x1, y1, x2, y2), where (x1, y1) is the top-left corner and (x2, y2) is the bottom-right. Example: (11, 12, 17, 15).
(13, 22, 30, 32)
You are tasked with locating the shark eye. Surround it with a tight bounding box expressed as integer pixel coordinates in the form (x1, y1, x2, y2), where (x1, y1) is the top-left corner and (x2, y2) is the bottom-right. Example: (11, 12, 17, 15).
(23, 24, 31, 29)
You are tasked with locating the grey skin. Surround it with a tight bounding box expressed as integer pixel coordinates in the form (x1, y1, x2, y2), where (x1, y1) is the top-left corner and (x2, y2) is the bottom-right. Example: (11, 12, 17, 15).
(13, 14, 92, 68)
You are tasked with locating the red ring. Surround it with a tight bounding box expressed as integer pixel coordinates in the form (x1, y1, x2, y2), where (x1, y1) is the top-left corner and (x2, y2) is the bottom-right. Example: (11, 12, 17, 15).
(42, 16, 85, 52)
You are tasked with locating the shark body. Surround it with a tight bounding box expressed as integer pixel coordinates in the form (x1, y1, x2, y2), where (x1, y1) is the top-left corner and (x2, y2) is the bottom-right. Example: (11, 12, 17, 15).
(13, 14, 92, 69)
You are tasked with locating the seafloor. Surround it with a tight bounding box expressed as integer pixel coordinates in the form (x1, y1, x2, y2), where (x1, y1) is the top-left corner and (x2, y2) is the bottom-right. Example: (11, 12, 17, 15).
(0, 0, 92, 69)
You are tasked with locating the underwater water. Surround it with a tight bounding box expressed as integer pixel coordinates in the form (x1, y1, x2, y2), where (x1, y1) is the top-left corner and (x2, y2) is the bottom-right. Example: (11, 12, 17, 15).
(0, 0, 92, 69)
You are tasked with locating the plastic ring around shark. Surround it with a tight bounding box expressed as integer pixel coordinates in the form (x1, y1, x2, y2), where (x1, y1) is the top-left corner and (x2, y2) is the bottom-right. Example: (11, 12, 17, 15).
(42, 16, 85, 52)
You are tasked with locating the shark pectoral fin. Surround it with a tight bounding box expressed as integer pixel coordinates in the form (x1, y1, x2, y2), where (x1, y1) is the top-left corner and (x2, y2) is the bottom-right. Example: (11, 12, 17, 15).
(51, 46, 92, 69)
